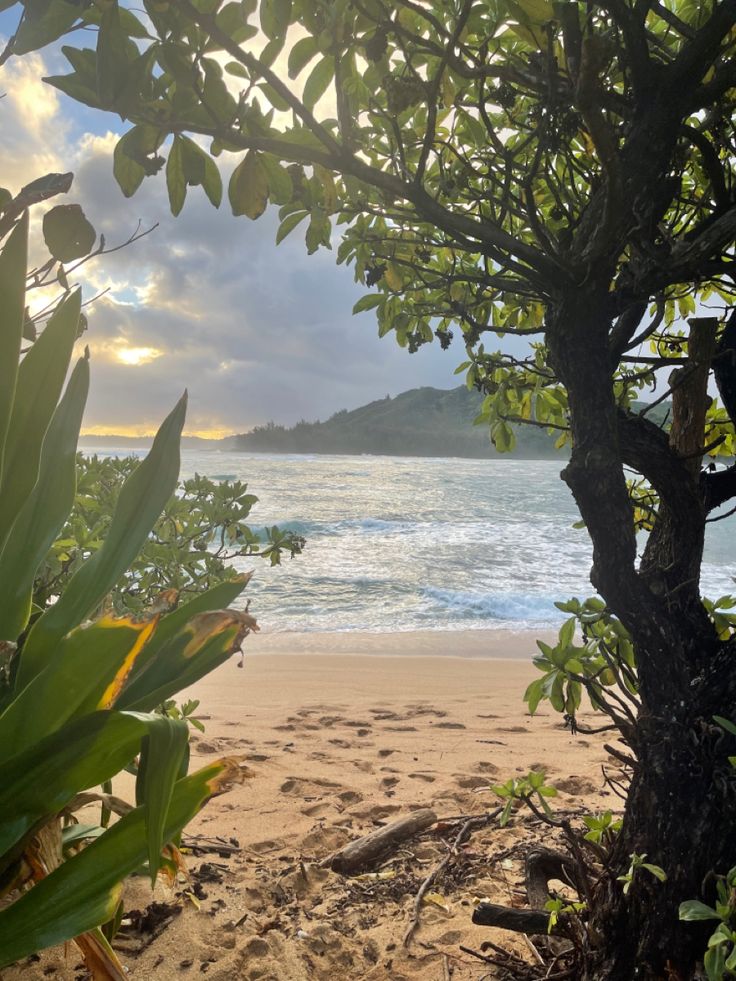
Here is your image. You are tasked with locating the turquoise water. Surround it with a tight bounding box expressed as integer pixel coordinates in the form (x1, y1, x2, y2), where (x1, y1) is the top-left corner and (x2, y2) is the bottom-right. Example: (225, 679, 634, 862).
(87, 448, 736, 633)
(181, 452, 736, 632)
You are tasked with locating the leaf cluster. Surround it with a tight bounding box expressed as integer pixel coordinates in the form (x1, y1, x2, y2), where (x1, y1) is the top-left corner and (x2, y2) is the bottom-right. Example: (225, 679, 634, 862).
(34, 454, 304, 617)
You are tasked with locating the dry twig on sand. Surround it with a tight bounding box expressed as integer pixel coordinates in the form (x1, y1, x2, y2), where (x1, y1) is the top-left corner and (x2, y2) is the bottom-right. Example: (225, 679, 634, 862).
(403, 809, 502, 948)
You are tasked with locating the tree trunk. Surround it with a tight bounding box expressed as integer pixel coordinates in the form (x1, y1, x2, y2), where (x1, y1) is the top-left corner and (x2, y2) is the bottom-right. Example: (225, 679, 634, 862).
(585, 654, 736, 980)
(546, 295, 736, 979)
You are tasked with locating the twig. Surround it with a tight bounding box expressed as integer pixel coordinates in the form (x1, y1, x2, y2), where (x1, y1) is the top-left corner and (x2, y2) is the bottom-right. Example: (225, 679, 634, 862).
(458, 945, 495, 965)
(523, 933, 545, 966)
(403, 809, 501, 948)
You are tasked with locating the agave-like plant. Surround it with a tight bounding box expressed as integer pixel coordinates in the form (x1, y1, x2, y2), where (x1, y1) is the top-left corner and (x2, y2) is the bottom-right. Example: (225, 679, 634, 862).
(0, 213, 254, 977)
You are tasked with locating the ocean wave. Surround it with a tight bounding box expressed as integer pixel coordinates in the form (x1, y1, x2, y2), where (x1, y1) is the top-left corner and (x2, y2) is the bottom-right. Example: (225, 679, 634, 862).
(419, 586, 562, 624)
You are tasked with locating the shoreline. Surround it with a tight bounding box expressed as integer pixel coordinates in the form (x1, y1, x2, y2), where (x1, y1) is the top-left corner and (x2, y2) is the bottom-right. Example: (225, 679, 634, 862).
(243, 626, 556, 660)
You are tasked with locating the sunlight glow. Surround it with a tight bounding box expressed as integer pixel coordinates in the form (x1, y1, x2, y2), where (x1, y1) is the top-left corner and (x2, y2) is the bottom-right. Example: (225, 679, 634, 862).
(115, 346, 163, 366)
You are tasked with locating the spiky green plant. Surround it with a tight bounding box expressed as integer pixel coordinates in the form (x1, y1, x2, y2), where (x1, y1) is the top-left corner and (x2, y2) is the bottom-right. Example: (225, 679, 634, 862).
(0, 213, 253, 977)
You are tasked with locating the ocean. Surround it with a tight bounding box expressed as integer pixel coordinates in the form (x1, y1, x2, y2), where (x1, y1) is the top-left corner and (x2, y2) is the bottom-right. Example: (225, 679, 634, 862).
(85, 448, 736, 634)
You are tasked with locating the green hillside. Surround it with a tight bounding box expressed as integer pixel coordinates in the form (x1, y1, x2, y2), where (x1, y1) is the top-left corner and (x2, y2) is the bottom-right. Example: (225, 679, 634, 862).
(234, 386, 561, 459)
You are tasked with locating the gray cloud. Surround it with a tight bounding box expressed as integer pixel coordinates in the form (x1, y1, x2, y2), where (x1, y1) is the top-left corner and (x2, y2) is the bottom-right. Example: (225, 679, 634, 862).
(70, 137, 461, 434)
(2, 56, 464, 435)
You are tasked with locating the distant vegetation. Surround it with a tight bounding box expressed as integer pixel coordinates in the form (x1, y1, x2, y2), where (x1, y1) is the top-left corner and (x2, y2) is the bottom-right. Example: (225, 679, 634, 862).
(235, 386, 561, 459)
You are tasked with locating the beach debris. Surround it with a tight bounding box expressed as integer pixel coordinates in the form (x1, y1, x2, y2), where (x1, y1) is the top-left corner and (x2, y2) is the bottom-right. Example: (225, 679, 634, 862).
(180, 834, 240, 858)
(114, 902, 182, 956)
(323, 807, 438, 875)
(422, 891, 451, 912)
(354, 869, 397, 882)
(403, 809, 502, 948)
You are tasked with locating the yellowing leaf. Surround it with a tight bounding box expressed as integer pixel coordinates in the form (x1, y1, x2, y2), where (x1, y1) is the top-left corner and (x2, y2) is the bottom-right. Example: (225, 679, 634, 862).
(422, 892, 450, 912)
(354, 869, 396, 882)
(384, 263, 403, 291)
(229, 151, 269, 220)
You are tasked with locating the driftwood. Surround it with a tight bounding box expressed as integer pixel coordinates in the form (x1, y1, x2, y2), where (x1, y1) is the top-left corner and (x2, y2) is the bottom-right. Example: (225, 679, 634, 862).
(324, 808, 437, 874)
(471, 847, 581, 938)
(472, 902, 552, 934)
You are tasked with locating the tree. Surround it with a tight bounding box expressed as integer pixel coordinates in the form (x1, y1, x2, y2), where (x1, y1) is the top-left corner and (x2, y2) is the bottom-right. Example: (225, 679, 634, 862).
(35, 454, 304, 617)
(5, 0, 736, 976)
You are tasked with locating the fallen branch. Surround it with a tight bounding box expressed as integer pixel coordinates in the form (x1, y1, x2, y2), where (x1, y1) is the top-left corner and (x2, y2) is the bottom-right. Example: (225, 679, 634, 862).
(323, 807, 437, 874)
(404, 809, 502, 948)
(472, 902, 553, 934)
(181, 835, 240, 857)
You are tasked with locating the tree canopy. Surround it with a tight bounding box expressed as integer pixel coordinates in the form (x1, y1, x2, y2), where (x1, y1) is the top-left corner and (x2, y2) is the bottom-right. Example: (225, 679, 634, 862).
(5, 0, 736, 977)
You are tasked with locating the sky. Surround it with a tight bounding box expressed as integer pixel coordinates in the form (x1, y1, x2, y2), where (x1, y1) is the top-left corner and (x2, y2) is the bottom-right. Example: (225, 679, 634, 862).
(0, 29, 462, 437)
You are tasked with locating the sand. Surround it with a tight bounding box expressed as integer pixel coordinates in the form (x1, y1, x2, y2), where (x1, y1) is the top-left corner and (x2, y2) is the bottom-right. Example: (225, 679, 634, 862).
(6, 630, 618, 981)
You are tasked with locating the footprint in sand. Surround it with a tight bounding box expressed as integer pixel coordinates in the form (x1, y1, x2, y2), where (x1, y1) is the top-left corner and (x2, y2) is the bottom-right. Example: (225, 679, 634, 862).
(244, 753, 270, 762)
(498, 725, 527, 733)
(351, 803, 401, 821)
(454, 774, 491, 789)
(273, 723, 297, 732)
(328, 738, 352, 748)
(408, 772, 436, 783)
(280, 777, 341, 795)
(384, 725, 417, 732)
(432, 721, 466, 729)
(477, 761, 499, 774)
(193, 741, 219, 754)
(338, 790, 363, 805)
(380, 776, 400, 790)
(302, 801, 332, 817)
(352, 760, 374, 773)
(555, 775, 599, 795)
(377, 748, 396, 758)
(319, 715, 344, 727)
(343, 720, 373, 729)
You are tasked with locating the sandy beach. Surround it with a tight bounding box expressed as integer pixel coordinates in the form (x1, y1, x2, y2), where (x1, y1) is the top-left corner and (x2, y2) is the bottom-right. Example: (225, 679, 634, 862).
(7, 630, 617, 981)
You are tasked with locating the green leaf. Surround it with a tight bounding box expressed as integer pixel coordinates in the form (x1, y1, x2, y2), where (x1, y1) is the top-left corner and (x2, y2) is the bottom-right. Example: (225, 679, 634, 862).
(559, 617, 575, 648)
(714, 715, 736, 737)
(260, 155, 293, 205)
(288, 35, 318, 78)
(276, 209, 308, 244)
(0, 213, 28, 489)
(705, 944, 727, 981)
(524, 676, 545, 715)
(678, 900, 721, 922)
(113, 126, 164, 198)
(96, 0, 130, 108)
(166, 135, 187, 216)
(135, 716, 188, 882)
(0, 760, 239, 966)
(180, 136, 222, 208)
(352, 293, 383, 315)
(0, 711, 150, 856)
(302, 55, 335, 110)
(42, 205, 96, 262)
(0, 351, 89, 641)
(260, 0, 292, 39)
(0, 288, 82, 540)
(0, 615, 156, 754)
(11, 0, 82, 55)
(229, 151, 269, 219)
(18, 394, 187, 687)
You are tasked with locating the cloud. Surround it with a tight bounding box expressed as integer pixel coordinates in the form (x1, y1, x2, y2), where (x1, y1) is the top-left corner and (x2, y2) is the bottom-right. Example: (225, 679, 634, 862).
(2, 48, 462, 436)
